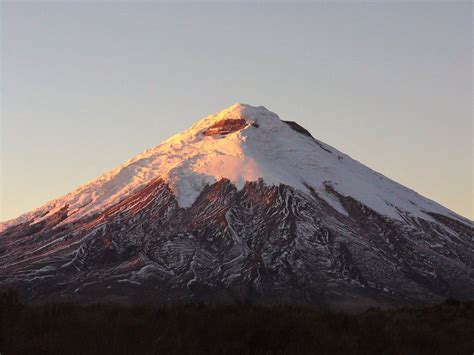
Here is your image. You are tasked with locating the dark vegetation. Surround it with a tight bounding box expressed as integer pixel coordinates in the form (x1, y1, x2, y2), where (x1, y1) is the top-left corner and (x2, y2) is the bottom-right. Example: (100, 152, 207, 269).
(1, 289, 473, 355)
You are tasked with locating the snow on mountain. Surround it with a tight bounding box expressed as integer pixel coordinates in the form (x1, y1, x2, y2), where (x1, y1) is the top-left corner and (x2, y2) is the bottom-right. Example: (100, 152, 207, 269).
(0, 103, 469, 232)
(1, 103, 473, 308)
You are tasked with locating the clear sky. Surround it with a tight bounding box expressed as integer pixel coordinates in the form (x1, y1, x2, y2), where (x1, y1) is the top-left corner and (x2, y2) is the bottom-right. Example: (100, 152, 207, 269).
(1, 1, 472, 220)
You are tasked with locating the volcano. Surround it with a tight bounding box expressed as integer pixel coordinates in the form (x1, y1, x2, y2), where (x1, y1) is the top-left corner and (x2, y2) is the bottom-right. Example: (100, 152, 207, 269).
(1, 104, 472, 310)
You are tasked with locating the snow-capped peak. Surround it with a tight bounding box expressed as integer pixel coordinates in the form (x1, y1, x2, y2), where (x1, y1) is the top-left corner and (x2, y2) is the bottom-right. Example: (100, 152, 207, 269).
(1, 103, 468, 232)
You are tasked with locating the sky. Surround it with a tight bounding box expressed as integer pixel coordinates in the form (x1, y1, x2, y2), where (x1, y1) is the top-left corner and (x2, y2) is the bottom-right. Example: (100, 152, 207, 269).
(1, 1, 472, 220)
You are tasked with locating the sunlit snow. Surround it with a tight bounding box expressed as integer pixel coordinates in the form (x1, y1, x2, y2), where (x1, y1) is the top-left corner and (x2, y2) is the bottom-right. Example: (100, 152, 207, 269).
(0, 103, 467, 232)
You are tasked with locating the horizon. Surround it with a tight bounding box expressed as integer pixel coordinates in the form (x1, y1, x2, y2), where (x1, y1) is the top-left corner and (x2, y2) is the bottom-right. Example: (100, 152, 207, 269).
(1, 2, 472, 220)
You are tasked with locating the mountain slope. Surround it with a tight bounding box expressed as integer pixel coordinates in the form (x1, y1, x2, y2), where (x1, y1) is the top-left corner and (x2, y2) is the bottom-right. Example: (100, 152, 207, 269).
(1, 103, 467, 231)
(1, 103, 472, 309)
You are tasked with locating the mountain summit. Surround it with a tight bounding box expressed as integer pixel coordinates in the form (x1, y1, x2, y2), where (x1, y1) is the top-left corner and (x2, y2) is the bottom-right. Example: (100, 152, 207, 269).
(1, 104, 473, 309)
(1, 103, 466, 230)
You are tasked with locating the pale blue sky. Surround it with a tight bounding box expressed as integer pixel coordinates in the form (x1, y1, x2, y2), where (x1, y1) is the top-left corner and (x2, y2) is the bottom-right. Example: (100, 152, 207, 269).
(1, 1, 472, 220)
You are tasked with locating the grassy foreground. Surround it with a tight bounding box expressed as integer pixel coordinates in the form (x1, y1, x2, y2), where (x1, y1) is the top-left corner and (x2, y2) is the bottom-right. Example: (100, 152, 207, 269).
(1, 291, 473, 355)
